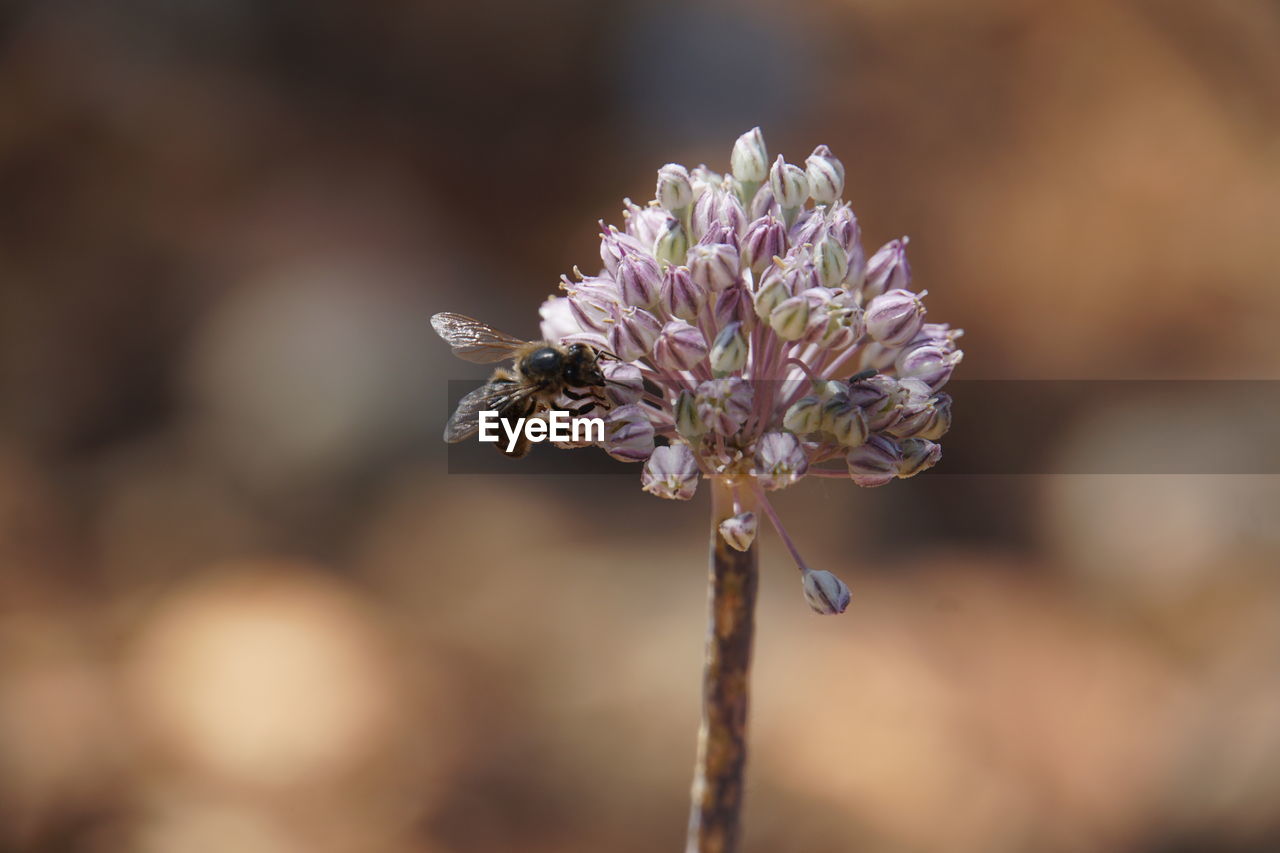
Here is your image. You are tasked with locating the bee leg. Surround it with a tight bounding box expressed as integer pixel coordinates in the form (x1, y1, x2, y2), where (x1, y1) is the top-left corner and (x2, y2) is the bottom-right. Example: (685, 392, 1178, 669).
(566, 401, 597, 417)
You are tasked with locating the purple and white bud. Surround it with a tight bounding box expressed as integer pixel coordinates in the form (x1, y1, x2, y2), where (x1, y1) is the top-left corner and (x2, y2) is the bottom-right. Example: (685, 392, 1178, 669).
(709, 321, 748, 375)
(674, 390, 705, 439)
(802, 569, 851, 615)
(897, 438, 942, 479)
(814, 237, 849, 287)
(857, 341, 901, 372)
(696, 377, 752, 436)
(863, 238, 911, 300)
(749, 184, 779, 220)
(641, 443, 700, 499)
(690, 187, 722, 243)
(865, 288, 927, 347)
(821, 395, 869, 447)
(825, 204, 861, 256)
(788, 207, 827, 248)
(884, 381, 947, 440)
(846, 434, 902, 488)
(731, 127, 769, 183)
(805, 145, 845, 204)
(599, 225, 646, 277)
(753, 267, 791, 320)
(783, 395, 823, 434)
(719, 511, 757, 552)
(660, 265, 702, 322)
(848, 374, 904, 432)
(688, 242, 740, 292)
(656, 163, 694, 212)
(653, 319, 708, 371)
(740, 215, 788, 275)
(713, 284, 755, 333)
(769, 155, 809, 210)
(769, 295, 810, 341)
(616, 252, 662, 308)
(896, 342, 963, 391)
(818, 298, 863, 351)
(604, 404, 656, 462)
(607, 305, 662, 362)
(754, 431, 809, 491)
(601, 359, 643, 406)
(693, 188, 748, 245)
(623, 199, 669, 248)
(916, 393, 952, 441)
(561, 274, 619, 332)
(652, 217, 689, 269)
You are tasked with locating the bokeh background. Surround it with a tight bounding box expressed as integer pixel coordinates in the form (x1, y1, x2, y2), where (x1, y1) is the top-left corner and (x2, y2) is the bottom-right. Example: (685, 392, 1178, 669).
(2, 1, 1280, 851)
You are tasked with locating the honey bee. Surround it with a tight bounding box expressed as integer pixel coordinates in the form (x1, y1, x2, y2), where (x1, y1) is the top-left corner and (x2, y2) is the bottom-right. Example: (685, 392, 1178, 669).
(431, 312, 609, 457)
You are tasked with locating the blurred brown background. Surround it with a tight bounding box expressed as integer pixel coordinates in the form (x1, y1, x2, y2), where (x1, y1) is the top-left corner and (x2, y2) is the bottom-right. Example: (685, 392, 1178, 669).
(2, 1, 1280, 851)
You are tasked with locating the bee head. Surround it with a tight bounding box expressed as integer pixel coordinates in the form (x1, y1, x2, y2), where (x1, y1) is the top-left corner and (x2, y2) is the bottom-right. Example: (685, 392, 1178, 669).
(563, 343, 606, 387)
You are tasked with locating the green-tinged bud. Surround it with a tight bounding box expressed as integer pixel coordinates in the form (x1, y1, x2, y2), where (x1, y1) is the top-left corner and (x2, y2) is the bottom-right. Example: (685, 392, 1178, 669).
(652, 217, 689, 269)
(769, 295, 810, 341)
(821, 396, 869, 447)
(783, 395, 823, 434)
(916, 393, 952, 440)
(769, 155, 809, 210)
(811, 379, 848, 401)
(656, 163, 694, 212)
(805, 145, 845, 204)
(753, 267, 790, 319)
(814, 237, 849, 287)
(718, 511, 757, 552)
(674, 390, 706, 439)
(709, 321, 748, 375)
(802, 569, 851, 615)
(640, 443, 699, 499)
(897, 438, 942, 478)
(731, 127, 769, 183)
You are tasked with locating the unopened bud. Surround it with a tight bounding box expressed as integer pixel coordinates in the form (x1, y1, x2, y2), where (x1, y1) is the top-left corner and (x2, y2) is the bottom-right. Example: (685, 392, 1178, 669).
(674, 390, 706, 439)
(740, 215, 787, 274)
(897, 438, 942, 478)
(821, 395, 869, 447)
(896, 342, 962, 391)
(865, 288, 926, 347)
(616, 252, 662, 308)
(863, 237, 911, 300)
(731, 127, 769, 183)
(688, 242, 740, 291)
(769, 155, 809, 210)
(753, 266, 790, 319)
(660, 265, 702, 322)
(696, 377, 753, 436)
(607, 305, 662, 362)
(714, 284, 756, 333)
(814, 237, 849, 287)
(641, 443, 699, 499)
(769, 295, 810, 341)
(653, 217, 689, 269)
(783, 395, 823, 434)
(601, 359, 643, 406)
(802, 569, 851, 615)
(653, 319, 708, 371)
(719, 512, 757, 552)
(805, 145, 845, 204)
(709, 321, 748, 375)
(656, 163, 694, 212)
(604, 404, 656, 462)
(846, 434, 902, 488)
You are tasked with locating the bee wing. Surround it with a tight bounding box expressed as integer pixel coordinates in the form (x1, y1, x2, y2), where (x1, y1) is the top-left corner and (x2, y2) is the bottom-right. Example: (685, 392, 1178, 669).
(444, 381, 539, 443)
(431, 312, 529, 363)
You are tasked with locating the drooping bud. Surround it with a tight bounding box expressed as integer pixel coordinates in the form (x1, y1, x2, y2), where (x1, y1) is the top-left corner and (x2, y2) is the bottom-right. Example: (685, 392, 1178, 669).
(652, 217, 689, 269)
(709, 321, 748, 375)
(695, 377, 753, 436)
(821, 395, 869, 447)
(805, 145, 845, 204)
(730, 127, 769, 183)
(896, 342, 963, 391)
(916, 393, 952, 440)
(769, 295, 810, 341)
(719, 511, 757, 552)
(813, 237, 849, 287)
(641, 443, 700, 499)
(754, 431, 809, 490)
(674, 390, 705, 440)
(653, 319, 708, 371)
(865, 288, 927, 347)
(601, 359, 643, 406)
(897, 438, 942, 478)
(660, 265, 702, 322)
(769, 155, 809, 210)
(863, 237, 911, 300)
(783, 395, 823, 434)
(687, 242, 740, 292)
(714, 284, 755, 333)
(846, 434, 902, 488)
(607, 305, 662, 362)
(753, 266, 791, 319)
(604, 404, 656, 462)
(616, 251, 662, 308)
(802, 569, 851, 615)
(656, 163, 694, 212)
(740, 215, 788, 275)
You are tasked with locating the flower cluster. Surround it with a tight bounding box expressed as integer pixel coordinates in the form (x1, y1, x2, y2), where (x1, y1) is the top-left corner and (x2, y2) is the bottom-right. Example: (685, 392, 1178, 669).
(537, 128, 963, 612)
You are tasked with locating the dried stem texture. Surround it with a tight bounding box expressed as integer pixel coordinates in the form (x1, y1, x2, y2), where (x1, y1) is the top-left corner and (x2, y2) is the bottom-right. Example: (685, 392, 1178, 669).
(686, 478, 758, 853)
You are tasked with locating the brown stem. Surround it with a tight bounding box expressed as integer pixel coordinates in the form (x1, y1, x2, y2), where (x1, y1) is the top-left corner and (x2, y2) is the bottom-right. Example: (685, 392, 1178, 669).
(686, 477, 759, 853)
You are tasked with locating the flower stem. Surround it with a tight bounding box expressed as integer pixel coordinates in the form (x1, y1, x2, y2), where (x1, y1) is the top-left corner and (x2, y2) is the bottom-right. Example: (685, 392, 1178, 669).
(687, 477, 758, 853)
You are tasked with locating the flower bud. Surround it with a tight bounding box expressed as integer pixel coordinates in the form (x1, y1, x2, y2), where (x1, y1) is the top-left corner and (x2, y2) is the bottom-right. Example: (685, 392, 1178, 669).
(719, 512, 757, 552)
(623, 199, 669, 247)
(731, 127, 769, 183)
(805, 145, 845, 204)
(660, 265, 702, 322)
(653, 319, 708, 371)
(641, 443, 700, 499)
(754, 431, 809, 490)
(802, 569, 851, 615)
(848, 374, 904, 432)
(788, 207, 827, 248)
(709, 321, 748, 375)
(895, 342, 962, 391)
(884, 382, 948, 440)
(897, 438, 941, 478)
(601, 359, 643, 406)
(769, 295, 810, 341)
(813, 237, 849, 287)
(656, 163, 694, 212)
(821, 395, 869, 447)
(560, 273, 619, 332)
(846, 434, 902, 488)
(696, 377, 752, 436)
(811, 379, 848, 401)
(753, 266, 791, 319)
(607, 305, 661, 362)
(863, 237, 911, 300)
(865, 288, 926, 347)
(674, 390, 706, 439)
(857, 341, 901, 372)
(769, 155, 809, 210)
(740, 215, 787, 274)
(616, 251, 662, 308)
(652, 217, 689, 269)
(688, 242, 740, 292)
(916, 393, 952, 440)
(690, 186, 723, 243)
(599, 225, 645, 277)
(604, 404, 656, 462)
(749, 184, 779, 220)
(783, 395, 823, 434)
